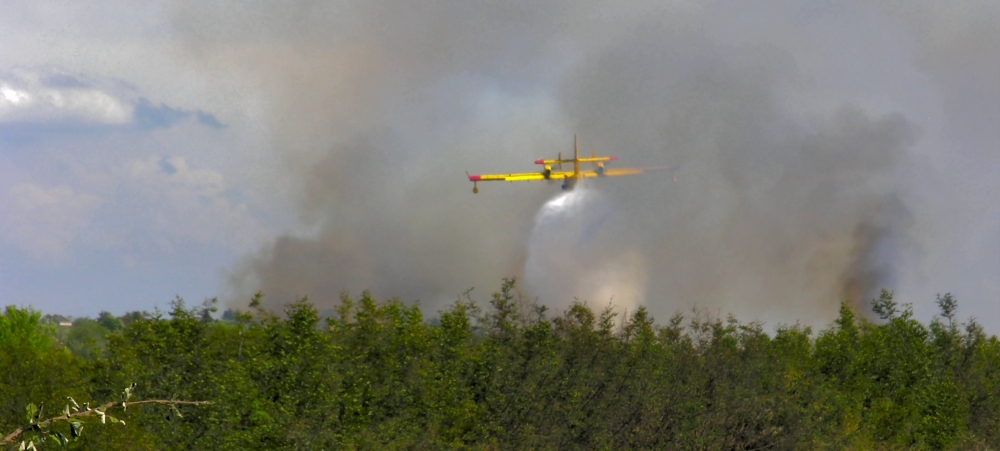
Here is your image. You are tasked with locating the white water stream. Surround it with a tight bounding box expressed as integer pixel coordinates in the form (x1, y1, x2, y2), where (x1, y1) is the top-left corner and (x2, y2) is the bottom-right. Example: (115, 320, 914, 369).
(523, 186, 647, 317)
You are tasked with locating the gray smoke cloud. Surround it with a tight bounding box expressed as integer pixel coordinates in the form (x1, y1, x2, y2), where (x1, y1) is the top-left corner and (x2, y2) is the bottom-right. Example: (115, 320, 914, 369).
(167, 1, 999, 327)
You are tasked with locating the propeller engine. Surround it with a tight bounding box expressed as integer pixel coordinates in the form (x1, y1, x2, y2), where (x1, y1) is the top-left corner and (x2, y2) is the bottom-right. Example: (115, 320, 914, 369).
(591, 151, 606, 175)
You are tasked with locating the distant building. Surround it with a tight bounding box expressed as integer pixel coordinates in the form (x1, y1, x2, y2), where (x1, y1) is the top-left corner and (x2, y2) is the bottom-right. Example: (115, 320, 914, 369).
(43, 314, 73, 327)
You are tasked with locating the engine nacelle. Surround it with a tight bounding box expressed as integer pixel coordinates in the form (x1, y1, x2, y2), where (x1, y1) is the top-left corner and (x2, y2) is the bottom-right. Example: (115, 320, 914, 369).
(543, 165, 552, 179)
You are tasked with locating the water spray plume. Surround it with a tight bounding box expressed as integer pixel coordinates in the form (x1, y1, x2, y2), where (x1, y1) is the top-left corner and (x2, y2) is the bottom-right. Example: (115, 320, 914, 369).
(524, 187, 646, 316)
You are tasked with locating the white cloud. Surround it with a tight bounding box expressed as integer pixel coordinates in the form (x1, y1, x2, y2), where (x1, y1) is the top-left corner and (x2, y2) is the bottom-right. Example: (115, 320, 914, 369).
(0, 68, 133, 125)
(0, 183, 102, 261)
(122, 156, 265, 251)
(128, 156, 224, 197)
(0, 155, 266, 264)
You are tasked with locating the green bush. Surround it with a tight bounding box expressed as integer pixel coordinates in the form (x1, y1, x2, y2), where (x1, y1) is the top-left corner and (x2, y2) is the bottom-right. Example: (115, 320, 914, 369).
(2, 284, 998, 450)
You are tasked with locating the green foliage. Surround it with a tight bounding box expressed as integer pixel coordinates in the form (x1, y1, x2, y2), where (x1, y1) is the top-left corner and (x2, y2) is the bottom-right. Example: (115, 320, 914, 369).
(1, 307, 84, 447)
(4, 383, 208, 450)
(2, 284, 999, 450)
(58, 318, 111, 360)
(97, 312, 124, 332)
(0, 306, 57, 351)
(119, 311, 148, 327)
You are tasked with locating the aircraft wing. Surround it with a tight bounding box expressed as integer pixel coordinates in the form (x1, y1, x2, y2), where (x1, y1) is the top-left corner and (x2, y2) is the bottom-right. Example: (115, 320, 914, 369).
(468, 171, 571, 182)
(576, 166, 671, 178)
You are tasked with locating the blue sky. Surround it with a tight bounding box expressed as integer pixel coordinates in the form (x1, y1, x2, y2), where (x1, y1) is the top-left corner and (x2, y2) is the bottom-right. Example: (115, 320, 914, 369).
(0, 66, 272, 316)
(1, 0, 997, 332)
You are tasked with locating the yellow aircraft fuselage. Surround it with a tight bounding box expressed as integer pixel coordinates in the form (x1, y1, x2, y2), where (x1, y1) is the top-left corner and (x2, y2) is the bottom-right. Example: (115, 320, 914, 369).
(467, 135, 664, 193)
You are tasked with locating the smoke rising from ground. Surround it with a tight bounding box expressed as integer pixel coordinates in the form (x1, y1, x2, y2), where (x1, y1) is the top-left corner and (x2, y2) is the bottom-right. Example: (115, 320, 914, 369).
(167, 1, 999, 327)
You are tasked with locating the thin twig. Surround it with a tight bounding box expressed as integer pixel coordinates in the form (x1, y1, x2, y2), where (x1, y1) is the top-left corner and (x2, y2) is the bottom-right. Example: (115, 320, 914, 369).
(2, 400, 211, 444)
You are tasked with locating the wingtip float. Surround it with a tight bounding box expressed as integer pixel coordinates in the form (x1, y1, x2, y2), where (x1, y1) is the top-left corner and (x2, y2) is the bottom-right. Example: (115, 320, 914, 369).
(467, 135, 667, 194)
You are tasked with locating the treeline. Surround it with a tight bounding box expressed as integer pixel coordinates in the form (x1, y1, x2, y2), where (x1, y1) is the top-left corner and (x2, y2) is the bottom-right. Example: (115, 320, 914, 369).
(2, 279, 998, 450)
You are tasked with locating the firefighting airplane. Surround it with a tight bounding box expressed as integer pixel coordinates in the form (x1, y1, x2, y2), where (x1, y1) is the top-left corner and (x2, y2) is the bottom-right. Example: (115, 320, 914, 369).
(467, 135, 668, 193)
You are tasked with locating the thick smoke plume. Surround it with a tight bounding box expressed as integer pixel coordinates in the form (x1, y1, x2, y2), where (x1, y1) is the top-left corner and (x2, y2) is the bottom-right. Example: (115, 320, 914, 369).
(167, 1, 998, 326)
